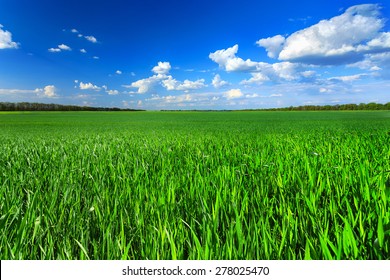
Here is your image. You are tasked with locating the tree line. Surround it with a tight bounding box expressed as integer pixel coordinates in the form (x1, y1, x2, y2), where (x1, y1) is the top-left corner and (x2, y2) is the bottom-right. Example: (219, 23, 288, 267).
(250, 102, 390, 111)
(0, 102, 144, 111)
(0, 101, 389, 111)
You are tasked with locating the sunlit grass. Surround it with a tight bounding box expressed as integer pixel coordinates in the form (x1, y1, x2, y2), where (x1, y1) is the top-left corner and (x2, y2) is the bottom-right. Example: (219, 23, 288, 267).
(0, 111, 389, 259)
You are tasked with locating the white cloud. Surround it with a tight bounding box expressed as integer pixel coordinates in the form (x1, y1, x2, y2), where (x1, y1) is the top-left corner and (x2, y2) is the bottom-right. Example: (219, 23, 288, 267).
(71, 29, 78, 33)
(241, 73, 270, 84)
(161, 76, 178, 90)
(43, 85, 56, 97)
(161, 76, 206, 92)
(0, 86, 57, 98)
(80, 48, 87, 53)
(258, 4, 389, 65)
(128, 74, 164, 94)
(240, 62, 300, 84)
(256, 35, 286, 58)
(93, 56, 99, 59)
(107, 89, 119, 95)
(85, 35, 98, 43)
(116, 70, 122, 75)
(48, 48, 61, 53)
(329, 74, 366, 82)
(224, 89, 243, 99)
(212, 74, 229, 88)
(0, 88, 40, 94)
(128, 61, 206, 93)
(58, 44, 71, 51)
(319, 87, 331, 93)
(152, 61, 171, 74)
(245, 94, 259, 98)
(79, 82, 101, 91)
(210, 45, 303, 83)
(176, 79, 206, 91)
(209, 44, 259, 72)
(49, 44, 71, 52)
(0, 24, 19, 49)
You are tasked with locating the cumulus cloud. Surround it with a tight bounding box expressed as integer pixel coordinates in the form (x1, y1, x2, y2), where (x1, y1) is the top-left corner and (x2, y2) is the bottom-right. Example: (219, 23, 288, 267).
(71, 29, 78, 33)
(79, 82, 101, 91)
(128, 61, 206, 93)
(209, 44, 259, 72)
(224, 89, 243, 99)
(106, 89, 119, 95)
(128, 74, 164, 94)
(49, 44, 71, 52)
(43, 85, 56, 97)
(256, 35, 286, 58)
(58, 44, 71, 51)
(152, 61, 171, 74)
(80, 48, 87, 53)
(116, 70, 122, 75)
(85, 35, 98, 43)
(241, 73, 270, 84)
(48, 48, 61, 53)
(209, 45, 304, 83)
(0, 24, 19, 49)
(172, 79, 206, 91)
(256, 4, 390, 65)
(212, 74, 229, 88)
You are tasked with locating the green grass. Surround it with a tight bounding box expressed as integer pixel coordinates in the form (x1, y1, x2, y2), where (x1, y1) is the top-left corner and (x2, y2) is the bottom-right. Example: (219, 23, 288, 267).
(0, 111, 389, 259)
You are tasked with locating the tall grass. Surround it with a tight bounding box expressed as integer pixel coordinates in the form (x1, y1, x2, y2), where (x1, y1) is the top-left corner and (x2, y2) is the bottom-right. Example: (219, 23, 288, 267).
(0, 111, 389, 259)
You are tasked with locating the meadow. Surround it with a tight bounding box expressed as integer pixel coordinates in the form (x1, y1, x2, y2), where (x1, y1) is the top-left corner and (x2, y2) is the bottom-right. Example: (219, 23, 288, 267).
(0, 111, 389, 260)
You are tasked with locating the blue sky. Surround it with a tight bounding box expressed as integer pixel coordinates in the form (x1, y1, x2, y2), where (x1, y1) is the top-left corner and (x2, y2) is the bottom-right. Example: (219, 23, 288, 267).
(1, 0, 390, 109)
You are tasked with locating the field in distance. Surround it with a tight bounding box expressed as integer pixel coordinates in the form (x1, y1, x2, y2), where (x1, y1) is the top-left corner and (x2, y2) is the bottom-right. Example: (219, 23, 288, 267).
(0, 111, 389, 259)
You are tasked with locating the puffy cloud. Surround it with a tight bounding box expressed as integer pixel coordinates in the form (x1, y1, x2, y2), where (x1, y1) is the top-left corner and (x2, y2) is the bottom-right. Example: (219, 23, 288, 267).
(71, 29, 79, 33)
(58, 44, 71, 51)
(209, 44, 259, 72)
(224, 89, 243, 99)
(85, 35, 97, 43)
(128, 74, 164, 94)
(106, 89, 119, 95)
(152, 61, 171, 74)
(256, 35, 286, 58)
(79, 82, 101, 91)
(176, 79, 206, 91)
(241, 73, 270, 84)
(161, 76, 178, 90)
(43, 85, 56, 97)
(212, 74, 229, 88)
(93, 56, 99, 59)
(0, 24, 19, 49)
(257, 4, 389, 65)
(128, 61, 206, 93)
(80, 48, 87, 53)
(49, 44, 71, 52)
(241, 62, 300, 84)
(48, 48, 61, 53)
(116, 70, 122, 75)
(161, 76, 206, 91)
(209, 45, 302, 83)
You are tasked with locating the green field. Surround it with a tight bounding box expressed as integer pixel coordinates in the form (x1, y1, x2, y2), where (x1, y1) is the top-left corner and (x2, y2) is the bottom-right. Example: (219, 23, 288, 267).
(0, 111, 389, 260)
